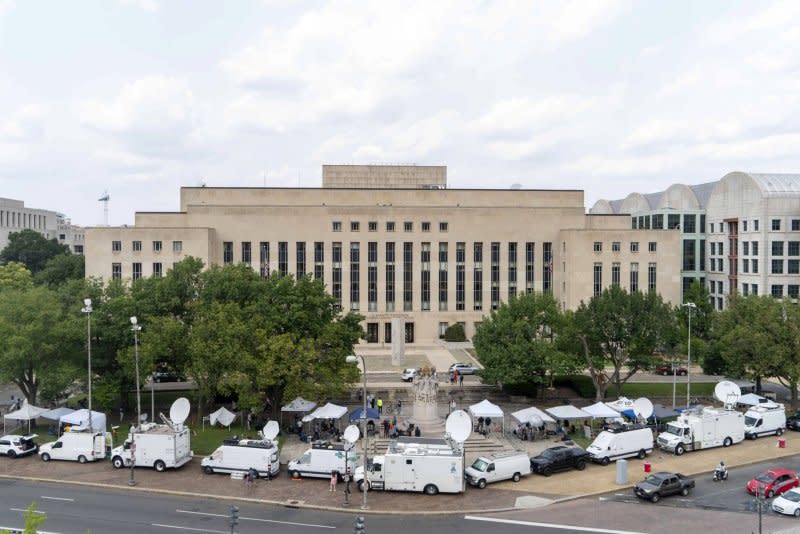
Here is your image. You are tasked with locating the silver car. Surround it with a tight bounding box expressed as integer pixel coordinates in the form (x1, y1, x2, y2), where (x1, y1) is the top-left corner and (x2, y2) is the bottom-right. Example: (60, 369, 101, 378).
(449, 362, 479, 375)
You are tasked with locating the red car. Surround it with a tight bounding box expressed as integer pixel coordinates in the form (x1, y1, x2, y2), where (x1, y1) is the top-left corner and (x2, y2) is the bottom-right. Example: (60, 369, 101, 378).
(656, 366, 687, 376)
(747, 468, 799, 498)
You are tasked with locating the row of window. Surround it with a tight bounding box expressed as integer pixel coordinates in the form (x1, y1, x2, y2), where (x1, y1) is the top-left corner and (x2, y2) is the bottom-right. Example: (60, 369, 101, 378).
(592, 262, 657, 296)
(112, 262, 166, 280)
(593, 241, 657, 253)
(631, 213, 705, 233)
(333, 221, 449, 233)
(0, 210, 48, 230)
(112, 240, 183, 253)
(709, 240, 800, 257)
(709, 218, 800, 233)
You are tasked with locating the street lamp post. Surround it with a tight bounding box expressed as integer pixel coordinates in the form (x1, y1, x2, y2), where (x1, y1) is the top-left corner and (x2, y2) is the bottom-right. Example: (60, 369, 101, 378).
(683, 302, 696, 408)
(129, 316, 142, 487)
(80, 299, 93, 434)
(346, 354, 369, 510)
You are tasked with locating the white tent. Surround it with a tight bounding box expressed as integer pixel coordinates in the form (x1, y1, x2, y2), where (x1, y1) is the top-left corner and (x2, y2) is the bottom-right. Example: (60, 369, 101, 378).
(39, 407, 75, 422)
(583, 401, 622, 419)
(281, 397, 317, 413)
(3, 401, 48, 433)
(468, 399, 504, 433)
(546, 405, 591, 420)
(209, 406, 237, 428)
(59, 409, 106, 432)
(738, 393, 768, 406)
(511, 406, 555, 426)
(605, 397, 635, 413)
(302, 402, 348, 422)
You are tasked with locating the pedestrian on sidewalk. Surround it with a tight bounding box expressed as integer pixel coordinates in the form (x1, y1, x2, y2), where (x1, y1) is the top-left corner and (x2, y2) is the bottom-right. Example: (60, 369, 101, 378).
(459, 373, 464, 387)
(453, 369, 460, 386)
(377, 397, 383, 414)
(119, 406, 124, 422)
(382, 418, 389, 438)
(330, 470, 338, 492)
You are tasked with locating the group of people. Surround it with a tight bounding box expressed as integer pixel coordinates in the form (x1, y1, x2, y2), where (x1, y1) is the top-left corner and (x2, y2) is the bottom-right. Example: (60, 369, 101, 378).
(512, 422, 544, 441)
(365, 394, 385, 414)
(474, 416, 494, 436)
(449, 369, 464, 386)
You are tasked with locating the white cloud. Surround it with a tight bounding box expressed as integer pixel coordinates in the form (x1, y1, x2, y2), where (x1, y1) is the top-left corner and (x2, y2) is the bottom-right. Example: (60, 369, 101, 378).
(472, 95, 598, 136)
(118, 0, 158, 12)
(0, 104, 45, 142)
(0, 0, 14, 16)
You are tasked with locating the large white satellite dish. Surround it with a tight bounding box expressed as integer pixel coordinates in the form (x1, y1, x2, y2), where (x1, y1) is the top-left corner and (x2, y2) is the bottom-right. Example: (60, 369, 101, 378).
(343, 424, 360, 444)
(714, 381, 742, 406)
(445, 410, 471, 443)
(263, 420, 279, 441)
(169, 397, 191, 426)
(633, 398, 654, 420)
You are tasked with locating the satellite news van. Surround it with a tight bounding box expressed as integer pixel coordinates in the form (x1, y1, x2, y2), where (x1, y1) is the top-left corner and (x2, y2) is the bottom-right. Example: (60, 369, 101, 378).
(465, 451, 530, 488)
(657, 381, 745, 455)
(111, 398, 193, 472)
(354, 410, 470, 495)
(744, 402, 786, 439)
(288, 440, 354, 479)
(202, 421, 280, 478)
(587, 398, 655, 465)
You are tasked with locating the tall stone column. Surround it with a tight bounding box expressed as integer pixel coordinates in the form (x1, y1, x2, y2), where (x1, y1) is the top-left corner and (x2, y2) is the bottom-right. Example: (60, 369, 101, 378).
(391, 318, 405, 367)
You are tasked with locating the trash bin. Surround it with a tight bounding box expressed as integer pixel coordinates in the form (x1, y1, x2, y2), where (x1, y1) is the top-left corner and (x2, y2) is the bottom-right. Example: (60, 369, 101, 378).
(644, 462, 651, 473)
(616, 459, 628, 485)
(779, 438, 786, 448)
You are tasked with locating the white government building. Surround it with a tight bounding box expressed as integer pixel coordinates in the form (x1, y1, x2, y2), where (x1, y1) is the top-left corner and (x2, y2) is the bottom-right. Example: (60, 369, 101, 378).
(0, 197, 85, 255)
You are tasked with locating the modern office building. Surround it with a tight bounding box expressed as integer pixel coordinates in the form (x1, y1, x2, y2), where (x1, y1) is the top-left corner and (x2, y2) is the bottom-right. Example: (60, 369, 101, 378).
(85, 165, 681, 342)
(591, 171, 800, 309)
(0, 197, 85, 255)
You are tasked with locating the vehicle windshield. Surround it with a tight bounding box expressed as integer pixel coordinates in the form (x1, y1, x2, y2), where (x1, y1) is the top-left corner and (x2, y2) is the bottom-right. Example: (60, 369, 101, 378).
(538, 449, 556, 459)
(665, 424, 684, 436)
(643, 475, 663, 485)
(298, 453, 311, 464)
(744, 416, 759, 426)
(782, 491, 800, 503)
(471, 459, 489, 471)
(755, 473, 775, 483)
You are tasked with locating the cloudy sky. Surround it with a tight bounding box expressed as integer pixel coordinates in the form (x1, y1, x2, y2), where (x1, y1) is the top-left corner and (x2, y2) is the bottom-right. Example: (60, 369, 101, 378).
(1, 0, 799, 226)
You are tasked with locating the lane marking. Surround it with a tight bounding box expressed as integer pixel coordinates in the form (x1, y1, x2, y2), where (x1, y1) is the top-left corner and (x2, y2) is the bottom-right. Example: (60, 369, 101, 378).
(175, 509, 335, 529)
(152, 524, 227, 533)
(464, 516, 648, 534)
(41, 496, 74, 502)
(9, 508, 45, 514)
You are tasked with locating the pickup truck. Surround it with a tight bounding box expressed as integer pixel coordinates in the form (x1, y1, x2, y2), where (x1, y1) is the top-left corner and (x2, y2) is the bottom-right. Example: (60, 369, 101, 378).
(633, 472, 695, 503)
(530, 446, 589, 476)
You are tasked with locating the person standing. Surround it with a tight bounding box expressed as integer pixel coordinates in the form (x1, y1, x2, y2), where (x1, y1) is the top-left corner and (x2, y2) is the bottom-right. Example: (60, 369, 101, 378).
(459, 373, 464, 388)
(453, 369, 460, 386)
(382, 418, 389, 438)
(330, 470, 338, 492)
(377, 397, 383, 415)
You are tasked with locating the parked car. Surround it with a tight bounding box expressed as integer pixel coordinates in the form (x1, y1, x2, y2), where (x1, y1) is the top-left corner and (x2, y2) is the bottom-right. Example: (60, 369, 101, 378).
(0, 434, 38, 458)
(786, 412, 800, 431)
(772, 487, 800, 517)
(747, 468, 799, 498)
(633, 472, 695, 502)
(530, 446, 589, 476)
(153, 371, 184, 383)
(400, 368, 417, 382)
(449, 362, 479, 375)
(656, 365, 687, 376)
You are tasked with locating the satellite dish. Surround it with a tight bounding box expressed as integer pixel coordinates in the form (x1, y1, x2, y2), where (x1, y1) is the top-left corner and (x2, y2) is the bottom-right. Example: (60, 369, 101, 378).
(633, 398, 654, 420)
(263, 420, 279, 441)
(343, 424, 360, 444)
(169, 397, 191, 426)
(445, 410, 471, 443)
(714, 381, 742, 406)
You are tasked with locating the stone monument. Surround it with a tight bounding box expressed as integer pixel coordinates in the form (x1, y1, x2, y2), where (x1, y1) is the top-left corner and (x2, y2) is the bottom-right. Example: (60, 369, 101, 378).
(408, 369, 445, 435)
(391, 318, 405, 366)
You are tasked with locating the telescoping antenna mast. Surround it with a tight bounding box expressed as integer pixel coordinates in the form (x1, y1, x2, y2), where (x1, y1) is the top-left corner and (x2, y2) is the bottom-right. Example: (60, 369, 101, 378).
(98, 190, 110, 226)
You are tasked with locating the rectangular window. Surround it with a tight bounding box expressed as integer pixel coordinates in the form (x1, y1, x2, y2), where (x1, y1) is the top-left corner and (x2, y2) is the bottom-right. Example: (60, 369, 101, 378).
(508, 242, 517, 298)
(368, 221, 377, 232)
(788, 259, 799, 274)
(543, 242, 552, 293)
(368, 241, 378, 263)
(173, 240, 182, 253)
(422, 222, 430, 232)
(473, 242, 483, 310)
(491, 242, 500, 310)
(153, 241, 162, 252)
(278, 242, 288, 277)
(630, 242, 639, 253)
(403, 242, 413, 311)
(699, 239, 706, 270)
(789, 242, 800, 256)
(611, 262, 620, 287)
(742, 259, 749, 273)
(351, 221, 360, 232)
(439, 243, 448, 311)
(242, 241, 252, 266)
(386, 221, 395, 232)
(742, 283, 749, 296)
(743, 241, 750, 255)
(314, 242, 324, 281)
(525, 242, 535, 293)
(648, 262, 657, 291)
(668, 214, 680, 229)
(683, 239, 696, 271)
(132, 240, 142, 252)
(350, 242, 360, 311)
(755, 219, 760, 231)
(295, 241, 305, 278)
(593, 241, 602, 252)
(743, 220, 748, 232)
(259, 242, 270, 278)
(112, 240, 121, 252)
(152, 262, 162, 277)
(332, 259, 342, 311)
(456, 242, 465, 311)
(112, 262, 122, 280)
(439, 222, 448, 232)
(718, 258, 724, 272)
(612, 241, 620, 252)
(772, 285, 784, 298)
(752, 241, 759, 256)
(384, 323, 392, 343)
(404, 222, 413, 232)
(752, 258, 759, 273)
(593, 262, 602, 296)
(683, 214, 696, 233)
(405, 322, 414, 343)
(789, 285, 799, 298)
(752, 284, 758, 296)
(421, 242, 431, 311)
(368, 261, 377, 313)
(632, 217, 637, 229)
(385, 242, 395, 312)
(652, 214, 664, 230)
(366, 323, 378, 343)
(719, 241, 724, 255)
(223, 242, 233, 264)
(772, 259, 784, 274)
(132, 262, 142, 281)
(772, 241, 784, 256)
(648, 242, 657, 252)
(793, 220, 800, 231)
(772, 219, 781, 231)
(700, 214, 706, 233)
(333, 221, 342, 232)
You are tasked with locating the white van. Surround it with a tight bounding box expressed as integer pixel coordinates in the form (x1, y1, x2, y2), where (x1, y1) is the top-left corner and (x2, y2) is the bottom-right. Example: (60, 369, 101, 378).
(202, 438, 280, 478)
(587, 424, 653, 465)
(744, 403, 786, 439)
(465, 452, 530, 488)
(39, 431, 107, 463)
(288, 441, 353, 479)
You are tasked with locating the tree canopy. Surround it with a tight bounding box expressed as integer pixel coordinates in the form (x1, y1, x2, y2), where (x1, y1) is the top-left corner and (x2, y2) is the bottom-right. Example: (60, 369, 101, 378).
(0, 229, 70, 273)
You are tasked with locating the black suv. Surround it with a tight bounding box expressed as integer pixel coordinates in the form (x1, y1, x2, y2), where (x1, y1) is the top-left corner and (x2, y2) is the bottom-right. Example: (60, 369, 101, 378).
(530, 446, 589, 476)
(787, 412, 800, 431)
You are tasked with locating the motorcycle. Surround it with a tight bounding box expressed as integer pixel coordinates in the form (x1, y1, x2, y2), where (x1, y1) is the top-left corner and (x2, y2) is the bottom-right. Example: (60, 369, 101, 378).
(713, 467, 728, 482)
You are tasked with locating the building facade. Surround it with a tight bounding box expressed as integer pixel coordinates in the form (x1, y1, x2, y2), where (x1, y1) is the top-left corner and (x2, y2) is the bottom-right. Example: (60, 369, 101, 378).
(85, 165, 681, 342)
(0, 197, 85, 255)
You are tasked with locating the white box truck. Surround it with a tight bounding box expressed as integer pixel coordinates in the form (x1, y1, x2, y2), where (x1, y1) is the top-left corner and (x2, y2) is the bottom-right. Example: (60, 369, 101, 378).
(38, 431, 108, 463)
(465, 451, 530, 488)
(287, 440, 355, 479)
(586, 424, 654, 465)
(657, 407, 744, 455)
(202, 438, 280, 478)
(354, 436, 465, 495)
(744, 403, 786, 439)
(111, 422, 193, 471)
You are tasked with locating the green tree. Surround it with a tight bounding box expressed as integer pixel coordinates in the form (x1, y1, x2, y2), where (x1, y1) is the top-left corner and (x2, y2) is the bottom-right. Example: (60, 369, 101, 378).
(780, 298, 800, 410)
(473, 292, 577, 394)
(0, 261, 33, 291)
(568, 286, 678, 401)
(0, 501, 48, 534)
(34, 253, 85, 288)
(0, 229, 69, 273)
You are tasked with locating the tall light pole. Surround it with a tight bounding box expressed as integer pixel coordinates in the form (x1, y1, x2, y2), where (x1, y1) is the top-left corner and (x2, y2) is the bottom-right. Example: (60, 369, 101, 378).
(684, 302, 696, 408)
(346, 354, 369, 510)
(81, 299, 93, 434)
(129, 316, 142, 487)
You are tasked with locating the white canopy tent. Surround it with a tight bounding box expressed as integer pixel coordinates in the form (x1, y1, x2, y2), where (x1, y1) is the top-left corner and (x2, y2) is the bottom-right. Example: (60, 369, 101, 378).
(39, 407, 75, 422)
(59, 409, 106, 432)
(605, 397, 635, 413)
(546, 405, 592, 421)
(468, 399, 504, 433)
(511, 406, 555, 426)
(737, 393, 768, 407)
(209, 406, 237, 428)
(302, 402, 348, 422)
(3, 401, 47, 433)
(583, 401, 622, 419)
(281, 397, 317, 413)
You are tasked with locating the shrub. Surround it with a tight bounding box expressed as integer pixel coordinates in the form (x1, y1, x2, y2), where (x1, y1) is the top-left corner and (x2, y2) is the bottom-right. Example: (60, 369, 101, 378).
(443, 323, 466, 342)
